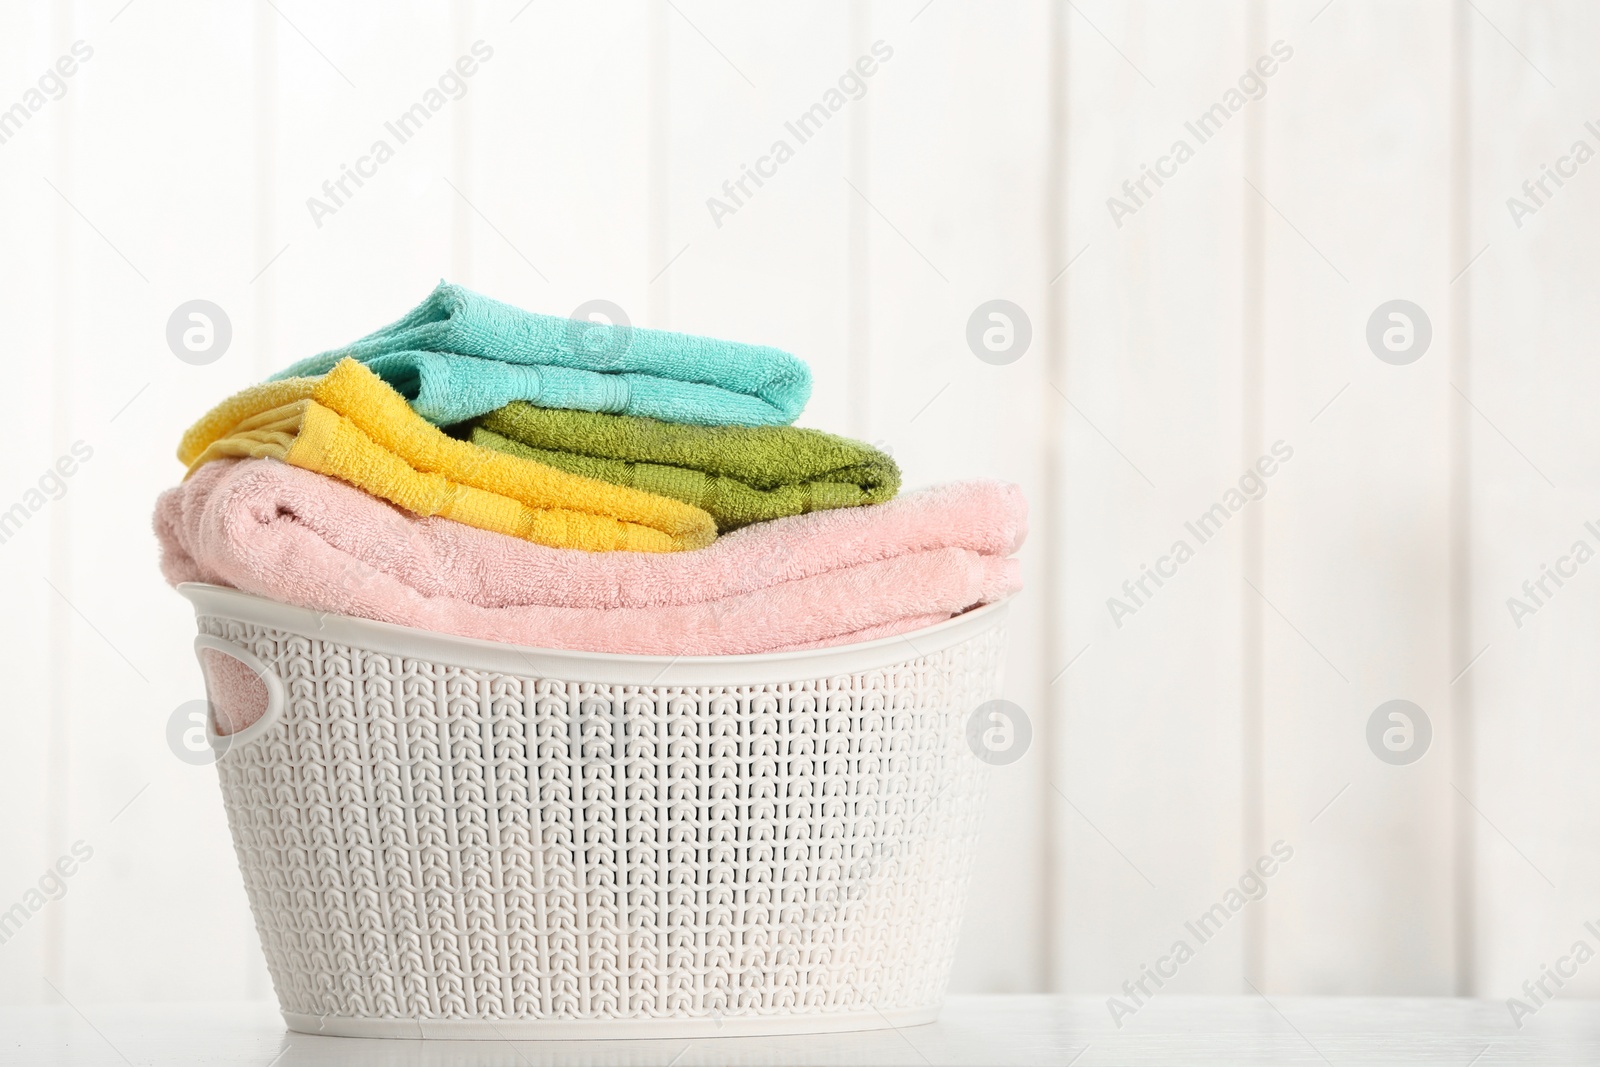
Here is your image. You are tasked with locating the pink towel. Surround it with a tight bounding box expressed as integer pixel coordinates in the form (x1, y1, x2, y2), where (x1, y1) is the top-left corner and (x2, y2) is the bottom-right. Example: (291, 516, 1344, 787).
(155, 458, 1025, 657)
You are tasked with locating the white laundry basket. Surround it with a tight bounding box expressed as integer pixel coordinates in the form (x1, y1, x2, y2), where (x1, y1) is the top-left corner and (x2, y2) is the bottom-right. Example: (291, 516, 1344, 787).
(180, 583, 1011, 1039)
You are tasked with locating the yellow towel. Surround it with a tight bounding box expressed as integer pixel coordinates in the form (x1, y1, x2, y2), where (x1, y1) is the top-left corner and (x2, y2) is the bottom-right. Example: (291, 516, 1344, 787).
(178, 359, 718, 553)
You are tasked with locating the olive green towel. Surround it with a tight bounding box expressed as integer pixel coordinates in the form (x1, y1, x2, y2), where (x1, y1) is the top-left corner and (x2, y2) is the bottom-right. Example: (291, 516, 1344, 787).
(468, 403, 900, 532)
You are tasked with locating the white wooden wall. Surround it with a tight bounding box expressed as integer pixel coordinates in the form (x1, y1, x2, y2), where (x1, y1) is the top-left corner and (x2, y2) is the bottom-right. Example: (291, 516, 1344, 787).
(0, 0, 1593, 1011)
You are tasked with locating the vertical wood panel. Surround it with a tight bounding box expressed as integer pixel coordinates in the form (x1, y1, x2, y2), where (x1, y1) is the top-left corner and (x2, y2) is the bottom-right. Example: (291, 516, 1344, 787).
(1465, 0, 1600, 1002)
(1447, 0, 1474, 996)
(1040, 0, 1068, 992)
(1239, 0, 1267, 985)
(1057, 0, 1251, 996)
(43, 0, 79, 991)
(1259, 0, 1457, 993)
(647, 0, 671, 328)
(0, 0, 71, 1002)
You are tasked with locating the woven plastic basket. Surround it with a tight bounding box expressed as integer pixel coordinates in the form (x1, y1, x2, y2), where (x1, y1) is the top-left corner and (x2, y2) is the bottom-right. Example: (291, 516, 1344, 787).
(180, 582, 1011, 1039)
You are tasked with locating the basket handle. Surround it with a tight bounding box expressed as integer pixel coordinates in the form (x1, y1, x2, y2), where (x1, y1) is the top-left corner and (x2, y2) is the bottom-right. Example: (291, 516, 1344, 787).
(193, 634, 286, 751)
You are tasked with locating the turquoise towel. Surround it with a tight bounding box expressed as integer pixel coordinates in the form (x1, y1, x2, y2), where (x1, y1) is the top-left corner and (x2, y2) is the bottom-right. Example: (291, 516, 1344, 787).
(270, 282, 813, 427)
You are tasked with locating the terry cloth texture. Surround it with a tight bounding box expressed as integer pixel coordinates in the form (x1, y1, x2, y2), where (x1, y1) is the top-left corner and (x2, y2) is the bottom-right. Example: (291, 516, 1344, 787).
(269, 281, 813, 427)
(198, 647, 269, 735)
(467, 402, 900, 532)
(177, 358, 717, 553)
(154, 458, 1026, 657)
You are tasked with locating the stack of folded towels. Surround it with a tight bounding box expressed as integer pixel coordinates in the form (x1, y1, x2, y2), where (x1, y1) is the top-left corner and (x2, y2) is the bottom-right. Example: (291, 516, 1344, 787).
(155, 282, 1026, 656)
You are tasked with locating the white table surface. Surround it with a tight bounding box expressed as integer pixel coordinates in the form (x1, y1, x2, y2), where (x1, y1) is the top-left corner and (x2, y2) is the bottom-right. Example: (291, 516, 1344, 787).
(3, 995, 1596, 1066)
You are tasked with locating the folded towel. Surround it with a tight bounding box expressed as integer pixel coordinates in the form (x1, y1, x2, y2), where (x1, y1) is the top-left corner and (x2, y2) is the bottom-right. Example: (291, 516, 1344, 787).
(154, 458, 1025, 657)
(178, 359, 717, 553)
(466, 402, 901, 532)
(268, 281, 813, 426)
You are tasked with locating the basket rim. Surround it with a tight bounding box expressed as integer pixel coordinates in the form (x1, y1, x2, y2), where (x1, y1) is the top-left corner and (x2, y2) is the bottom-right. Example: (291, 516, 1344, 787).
(178, 582, 1012, 686)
